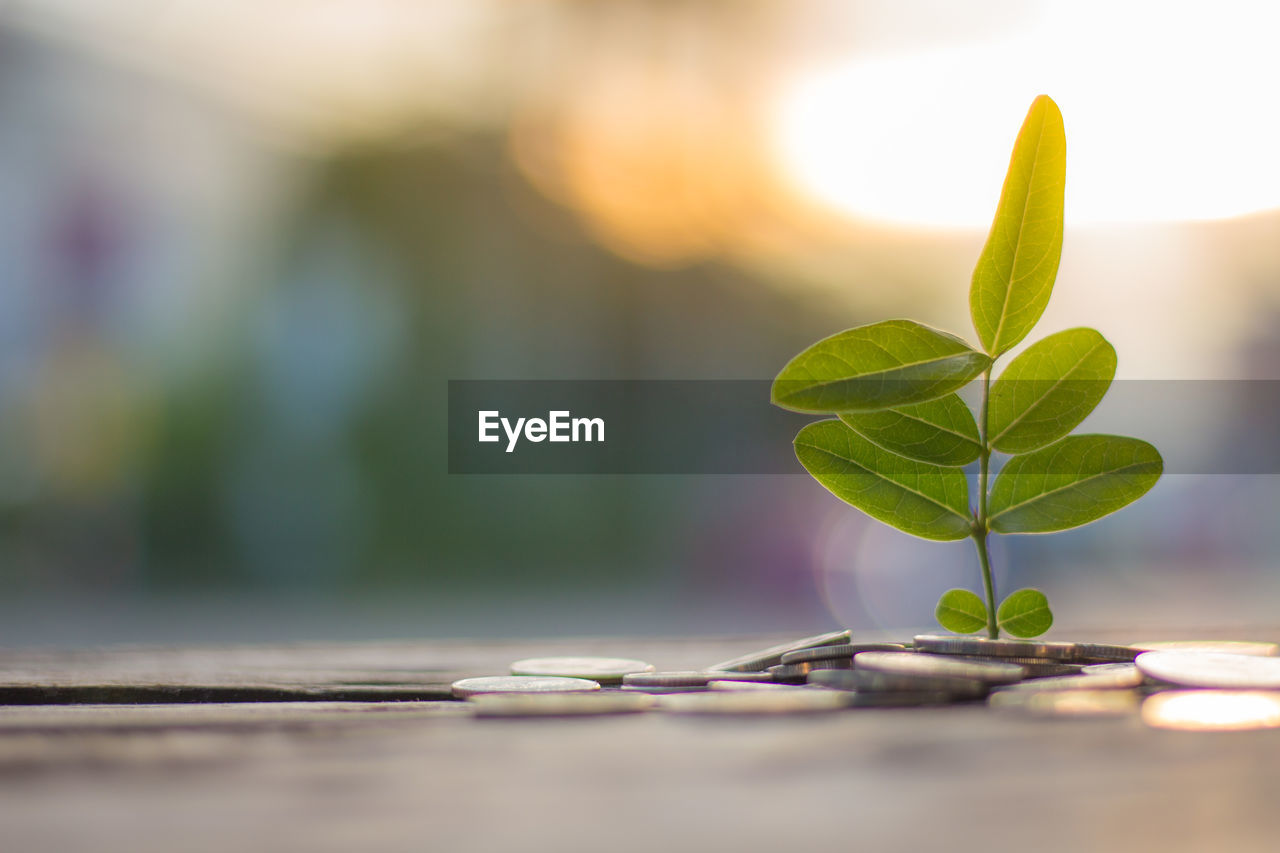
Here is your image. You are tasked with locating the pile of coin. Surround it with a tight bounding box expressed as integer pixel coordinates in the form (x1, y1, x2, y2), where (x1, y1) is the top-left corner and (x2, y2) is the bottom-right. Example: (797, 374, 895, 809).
(448, 632, 1280, 729)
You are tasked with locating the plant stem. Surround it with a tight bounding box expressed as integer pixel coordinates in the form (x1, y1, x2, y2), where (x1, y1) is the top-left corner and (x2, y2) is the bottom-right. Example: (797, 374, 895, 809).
(974, 367, 999, 639)
(972, 529, 998, 639)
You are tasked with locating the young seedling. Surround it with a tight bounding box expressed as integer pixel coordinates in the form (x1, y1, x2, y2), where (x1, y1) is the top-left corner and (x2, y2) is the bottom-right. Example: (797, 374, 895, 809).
(771, 95, 1162, 639)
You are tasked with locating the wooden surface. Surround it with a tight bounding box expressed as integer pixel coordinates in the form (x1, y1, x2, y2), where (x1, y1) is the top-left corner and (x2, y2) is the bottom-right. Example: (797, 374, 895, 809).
(2, 631, 1280, 853)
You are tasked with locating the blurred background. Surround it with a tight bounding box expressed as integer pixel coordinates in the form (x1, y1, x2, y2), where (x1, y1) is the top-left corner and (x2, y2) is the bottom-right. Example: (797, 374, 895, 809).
(0, 0, 1278, 645)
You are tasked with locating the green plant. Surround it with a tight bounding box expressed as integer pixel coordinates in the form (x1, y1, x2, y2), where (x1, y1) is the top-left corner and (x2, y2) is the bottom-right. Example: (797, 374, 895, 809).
(770, 95, 1162, 639)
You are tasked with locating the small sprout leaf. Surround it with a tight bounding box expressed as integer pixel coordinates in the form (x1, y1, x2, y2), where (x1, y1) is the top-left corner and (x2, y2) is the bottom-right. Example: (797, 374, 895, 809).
(935, 589, 989, 634)
(997, 589, 1054, 638)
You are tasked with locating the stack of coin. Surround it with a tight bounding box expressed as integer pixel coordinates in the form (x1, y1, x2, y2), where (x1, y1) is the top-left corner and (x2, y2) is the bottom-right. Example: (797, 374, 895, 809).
(912, 636, 1076, 684)
(797, 636, 1150, 708)
(441, 635, 1280, 726)
(835, 651, 1021, 700)
(767, 642, 908, 683)
(704, 630, 853, 673)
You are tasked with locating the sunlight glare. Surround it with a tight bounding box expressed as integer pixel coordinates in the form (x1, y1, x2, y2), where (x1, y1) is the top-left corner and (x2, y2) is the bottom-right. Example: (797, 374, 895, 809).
(1142, 690, 1280, 732)
(773, 2, 1280, 227)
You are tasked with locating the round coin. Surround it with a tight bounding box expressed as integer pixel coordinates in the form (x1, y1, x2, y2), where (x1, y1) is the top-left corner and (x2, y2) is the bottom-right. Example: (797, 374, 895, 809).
(1135, 651, 1280, 689)
(707, 680, 800, 691)
(806, 669, 861, 690)
(470, 692, 655, 717)
(1132, 640, 1279, 658)
(779, 643, 907, 666)
(913, 634, 1080, 661)
(948, 656, 1083, 677)
(451, 676, 601, 698)
(805, 671, 979, 705)
(697, 671, 777, 683)
(1071, 642, 1141, 663)
(622, 671, 708, 688)
(510, 657, 654, 684)
(768, 659, 852, 682)
(1081, 662, 1144, 676)
(768, 663, 812, 683)
(855, 651, 1025, 684)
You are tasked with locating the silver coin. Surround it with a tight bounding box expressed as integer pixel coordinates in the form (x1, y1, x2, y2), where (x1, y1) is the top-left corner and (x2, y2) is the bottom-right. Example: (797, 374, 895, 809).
(913, 634, 1080, 661)
(1071, 642, 1141, 663)
(948, 655, 1083, 677)
(705, 630, 851, 672)
(657, 688, 853, 715)
(451, 676, 601, 698)
(618, 685, 705, 694)
(780, 643, 907, 666)
(806, 669, 862, 690)
(510, 657, 654, 684)
(855, 651, 1025, 684)
(990, 689, 1139, 716)
(768, 663, 810, 683)
(1081, 662, 1144, 676)
(470, 691, 655, 717)
(768, 659, 852, 682)
(993, 666, 1143, 693)
(622, 670, 772, 688)
(622, 670, 706, 688)
(708, 680, 802, 692)
(810, 667, 985, 698)
(1135, 651, 1280, 689)
(1131, 640, 1279, 658)
(698, 671, 778, 683)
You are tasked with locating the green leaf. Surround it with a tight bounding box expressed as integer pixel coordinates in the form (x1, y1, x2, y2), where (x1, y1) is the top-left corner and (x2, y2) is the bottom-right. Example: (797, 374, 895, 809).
(997, 589, 1054, 638)
(987, 434, 1163, 534)
(794, 420, 973, 541)
(771, 320, 990, 414)
(935, 589, 989, 634)
(840, 394, 981, 466)
(988, 328, 1116, 454)
(970, 95, 1066, 357)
